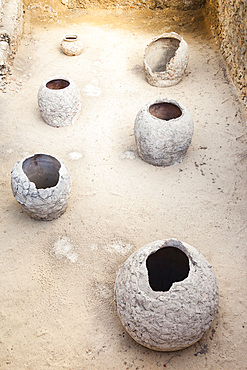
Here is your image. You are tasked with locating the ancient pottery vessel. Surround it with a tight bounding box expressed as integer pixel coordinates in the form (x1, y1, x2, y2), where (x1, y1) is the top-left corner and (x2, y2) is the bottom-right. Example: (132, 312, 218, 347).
(144, 32, 189, 87)
(134, 98, 194, 166)
(11, 154, 72, 221)
(38, 75, 81, 127)
(61, 34, 83, 56)
(115, 239, 219, 351)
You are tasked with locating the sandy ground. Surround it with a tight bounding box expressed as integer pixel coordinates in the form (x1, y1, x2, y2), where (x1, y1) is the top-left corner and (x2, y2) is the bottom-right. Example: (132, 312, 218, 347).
(0, 8, 247, 370)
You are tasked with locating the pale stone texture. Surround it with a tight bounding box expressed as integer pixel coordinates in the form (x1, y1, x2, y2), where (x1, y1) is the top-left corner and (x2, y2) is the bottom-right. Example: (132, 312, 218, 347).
(144, 32, 189, 87)
(134, 98, 194, 166)
(61, 34, 83, 56)
(38, 75, 81, 127)
(115, 239, 219, 351)
(11, 154, 72, 221)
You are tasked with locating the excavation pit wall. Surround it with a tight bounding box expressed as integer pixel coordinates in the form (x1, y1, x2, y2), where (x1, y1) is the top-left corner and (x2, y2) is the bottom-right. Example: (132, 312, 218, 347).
(0, 0, 23, 75)
(1, 2, 246, 369)
(1, 0, 245, 106)
(205, 0, 246, 106)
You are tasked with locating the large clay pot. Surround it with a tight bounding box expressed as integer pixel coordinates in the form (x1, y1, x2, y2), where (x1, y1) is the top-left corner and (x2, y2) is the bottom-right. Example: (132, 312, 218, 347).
(134, 98, 194, 166)
(115, 239, 219, 351)
(38, 75, 81, 127)
(144, 32, 189, 87)
(61, 34, 83, 56)
(11, 154, 72, 221)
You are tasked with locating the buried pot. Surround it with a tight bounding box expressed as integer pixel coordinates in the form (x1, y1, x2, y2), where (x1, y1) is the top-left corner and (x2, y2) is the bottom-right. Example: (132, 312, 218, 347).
(38, 75, 81, 127)
(134, 98, 194, 166)
(144, 32, 189, 87)
(11, 154, 71, 221)
(61, 34, 83, 56)
(114, 239, 219, 351)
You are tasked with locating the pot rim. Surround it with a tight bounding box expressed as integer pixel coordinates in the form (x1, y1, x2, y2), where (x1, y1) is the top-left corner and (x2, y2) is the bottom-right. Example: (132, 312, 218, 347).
(63, 34, 79, 42)
(116, 238, 218, 299)
(146, 98, 186, 122)
(41, 75, 72, 92)
(146, 31, 183, 47)
(144, 31, 188, 80)
(18, 153, 66, 192)
(141, 239, 193, 296)
(115, 239, 196, 300)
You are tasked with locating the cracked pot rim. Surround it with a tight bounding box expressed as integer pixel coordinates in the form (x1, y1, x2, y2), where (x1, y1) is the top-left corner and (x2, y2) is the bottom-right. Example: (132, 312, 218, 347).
(14, 153, 70, 192)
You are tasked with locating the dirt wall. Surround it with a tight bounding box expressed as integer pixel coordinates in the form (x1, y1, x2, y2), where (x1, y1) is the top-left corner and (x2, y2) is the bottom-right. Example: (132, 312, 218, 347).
(60, 0, 205, 11)
(2, 0, 247, 106)
(0, 0, 23, 84)
(205, 0, 246, 106)
(54, 0, 246, 105)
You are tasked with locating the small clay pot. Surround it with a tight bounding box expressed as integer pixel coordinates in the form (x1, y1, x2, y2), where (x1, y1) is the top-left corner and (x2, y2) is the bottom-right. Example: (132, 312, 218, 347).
(115, 239, 219, 351)
(11, 154, 72, 221)
(134, 98, 194, 166)
(38, 75, 81, 127)
(61, 34, 83, 56)
(144, 32, 189, 87)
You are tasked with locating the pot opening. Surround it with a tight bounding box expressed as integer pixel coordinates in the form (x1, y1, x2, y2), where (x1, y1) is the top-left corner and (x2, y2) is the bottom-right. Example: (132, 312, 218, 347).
(149, 102, 182, 120)
(22, 154, 61, 189)
(46, 79, 70, 90)
(146, 246, 190, 291)
(64, 35, 78, 41)
(145, 37, 180, 73)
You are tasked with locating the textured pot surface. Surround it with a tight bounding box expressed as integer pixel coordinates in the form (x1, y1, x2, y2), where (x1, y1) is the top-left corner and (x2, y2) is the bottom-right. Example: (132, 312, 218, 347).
(115, 239, 219, 351)
(134, 98, 194, 166)
(38, 75, 81, 127)
(144, 32, 189, 87)
(11, 154, 72, 221)
(61, 34, 83, 56)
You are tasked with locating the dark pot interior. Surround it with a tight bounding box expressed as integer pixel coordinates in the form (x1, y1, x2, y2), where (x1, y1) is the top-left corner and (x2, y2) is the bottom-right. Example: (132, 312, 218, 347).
(145, 37, 180, 73)
(149, 102, 182, 120)
(146, 246, 190, 291)
(22, 154, 61, 189)
(64, 35, 78, 41)
(46, 79, 70, 90)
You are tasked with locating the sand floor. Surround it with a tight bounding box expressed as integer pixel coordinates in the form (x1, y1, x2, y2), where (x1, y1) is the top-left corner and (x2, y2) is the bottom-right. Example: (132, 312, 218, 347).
(0, 8, 247, 369)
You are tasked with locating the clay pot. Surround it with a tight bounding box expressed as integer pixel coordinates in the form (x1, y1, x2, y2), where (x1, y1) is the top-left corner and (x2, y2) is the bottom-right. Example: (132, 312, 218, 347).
(11, 154, 72, 221)
(134, 98, 194, 166)
(144, 32, 189, 87)
(61, 34, 83, 56)
(115, 239, 219, 351)
(38, 75, 81, 127)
